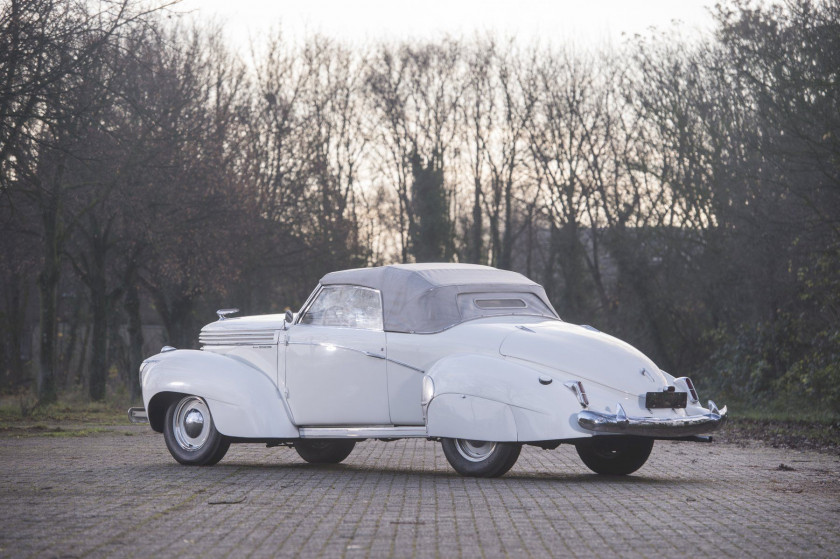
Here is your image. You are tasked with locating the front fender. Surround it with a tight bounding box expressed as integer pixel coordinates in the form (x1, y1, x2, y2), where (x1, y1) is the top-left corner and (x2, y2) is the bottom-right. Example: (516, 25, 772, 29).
(425, 354, 587, 442)
(142, 349, 298, 439)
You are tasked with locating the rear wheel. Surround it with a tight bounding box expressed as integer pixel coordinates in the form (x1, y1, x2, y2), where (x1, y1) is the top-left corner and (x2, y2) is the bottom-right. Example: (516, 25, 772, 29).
(294, 439, 356, 464)
(575, 436, 653, 475)
(441, 438, 521, 478)
(163, 395, 230, 466)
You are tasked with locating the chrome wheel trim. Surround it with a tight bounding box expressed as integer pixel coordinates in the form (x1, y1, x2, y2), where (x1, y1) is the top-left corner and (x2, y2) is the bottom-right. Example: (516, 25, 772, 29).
(172, 397, 211, 451)
(454, 439, 497, 462)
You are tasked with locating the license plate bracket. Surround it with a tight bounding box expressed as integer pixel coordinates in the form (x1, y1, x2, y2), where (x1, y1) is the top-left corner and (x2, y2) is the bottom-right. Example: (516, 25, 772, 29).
(645, 391, 687, 409)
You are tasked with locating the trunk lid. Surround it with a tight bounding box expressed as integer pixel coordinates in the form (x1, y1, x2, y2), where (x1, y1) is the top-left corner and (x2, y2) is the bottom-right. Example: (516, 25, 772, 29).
(499, 321, 666, 395)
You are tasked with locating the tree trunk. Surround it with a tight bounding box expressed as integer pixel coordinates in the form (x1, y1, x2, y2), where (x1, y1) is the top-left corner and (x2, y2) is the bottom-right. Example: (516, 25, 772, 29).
(469, 176, 483, 264)
(87, 269, 108, 400)
(124, 280, 144, 402)
(1, 276, 29, 388)
(37, 266, 59, 403)
(37, 191, 60, 404)
(499, 178, 513, 270)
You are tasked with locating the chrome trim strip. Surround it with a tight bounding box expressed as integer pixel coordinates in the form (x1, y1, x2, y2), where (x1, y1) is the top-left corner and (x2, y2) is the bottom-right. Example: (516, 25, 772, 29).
(286, 340, 385, 359)
(299, 426, 427, 438)
(294, 284, 323, 325)
(286, 340, 424, 372)
(577, 401, 728, 438)
(386, 358, 424, 373)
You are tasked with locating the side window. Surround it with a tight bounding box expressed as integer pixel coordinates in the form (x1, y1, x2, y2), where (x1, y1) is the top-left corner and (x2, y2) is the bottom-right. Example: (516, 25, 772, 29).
(300, 286, 384, 330)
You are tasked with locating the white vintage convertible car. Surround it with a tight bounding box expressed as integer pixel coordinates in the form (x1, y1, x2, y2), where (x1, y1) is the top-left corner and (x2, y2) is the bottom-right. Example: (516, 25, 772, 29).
(131, 263, 726, 477)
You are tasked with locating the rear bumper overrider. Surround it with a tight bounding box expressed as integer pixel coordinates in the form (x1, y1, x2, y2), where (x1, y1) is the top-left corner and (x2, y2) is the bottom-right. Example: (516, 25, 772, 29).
(577, 400, 727, 438)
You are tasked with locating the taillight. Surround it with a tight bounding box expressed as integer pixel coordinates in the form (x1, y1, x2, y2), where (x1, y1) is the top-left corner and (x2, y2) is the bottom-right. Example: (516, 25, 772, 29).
(675, 376, 699, 403)
(564, 380, 589, 408)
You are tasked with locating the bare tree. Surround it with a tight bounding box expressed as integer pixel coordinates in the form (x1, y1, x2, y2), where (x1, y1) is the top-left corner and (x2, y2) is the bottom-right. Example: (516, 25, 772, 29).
(523, 49, 603, 320)
(366, 40, 463, 262)
(0, 0, 172, 402)
(461, 39, 537, 269)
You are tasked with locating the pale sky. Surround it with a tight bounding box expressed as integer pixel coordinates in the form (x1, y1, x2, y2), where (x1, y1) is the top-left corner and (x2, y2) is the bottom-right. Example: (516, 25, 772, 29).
(170, 0, 716, 51)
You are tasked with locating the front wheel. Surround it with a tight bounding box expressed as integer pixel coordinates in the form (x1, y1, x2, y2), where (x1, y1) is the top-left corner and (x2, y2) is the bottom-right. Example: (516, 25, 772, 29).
(294, 439, 356, 464)
(441, 438, 521, 478)
(575, 436, 653, 475)
(163, 395, 230, 466)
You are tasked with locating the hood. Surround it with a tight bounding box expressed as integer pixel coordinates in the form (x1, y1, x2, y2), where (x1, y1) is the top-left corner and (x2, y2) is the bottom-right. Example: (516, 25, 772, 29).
(499, 321, 667, 395)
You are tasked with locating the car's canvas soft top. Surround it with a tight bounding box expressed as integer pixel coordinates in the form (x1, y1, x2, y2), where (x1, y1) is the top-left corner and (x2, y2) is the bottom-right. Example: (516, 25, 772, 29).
(319, 263, 558, 333)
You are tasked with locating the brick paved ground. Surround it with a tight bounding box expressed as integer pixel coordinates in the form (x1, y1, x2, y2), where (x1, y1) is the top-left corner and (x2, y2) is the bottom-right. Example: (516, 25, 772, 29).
(1, 426, 838, 558)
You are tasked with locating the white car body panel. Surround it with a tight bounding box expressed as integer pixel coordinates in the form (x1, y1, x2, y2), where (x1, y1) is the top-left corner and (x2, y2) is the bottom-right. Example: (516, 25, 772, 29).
(426, 394, 519, 441)
(383, 320, 516, 425)
(424, 352, 587, 441)
(499, 321, 667, 394)
(286, 325, 390, 425)
(141, 349, 297, 438)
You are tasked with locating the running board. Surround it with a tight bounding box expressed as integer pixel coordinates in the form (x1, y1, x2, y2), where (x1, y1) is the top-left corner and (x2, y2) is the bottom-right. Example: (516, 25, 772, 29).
(298, 426, 427, 439)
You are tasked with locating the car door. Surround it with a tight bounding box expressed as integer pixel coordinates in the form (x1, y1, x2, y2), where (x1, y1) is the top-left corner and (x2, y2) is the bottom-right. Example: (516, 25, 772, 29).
(285, 285, 391, 425)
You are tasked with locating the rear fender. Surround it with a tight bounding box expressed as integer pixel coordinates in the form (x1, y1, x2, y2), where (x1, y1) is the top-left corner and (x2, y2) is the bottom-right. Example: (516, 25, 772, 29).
(142, 349, 298, 438)
(425, 354, 587, 442)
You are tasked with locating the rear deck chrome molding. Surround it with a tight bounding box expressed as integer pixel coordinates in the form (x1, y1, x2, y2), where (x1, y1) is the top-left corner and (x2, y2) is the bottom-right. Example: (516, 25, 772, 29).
(298, 426, 427, 438)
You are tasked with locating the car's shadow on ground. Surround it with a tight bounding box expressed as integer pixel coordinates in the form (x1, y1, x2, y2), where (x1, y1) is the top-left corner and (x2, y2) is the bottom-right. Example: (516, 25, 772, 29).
(147, 458, 710, 486)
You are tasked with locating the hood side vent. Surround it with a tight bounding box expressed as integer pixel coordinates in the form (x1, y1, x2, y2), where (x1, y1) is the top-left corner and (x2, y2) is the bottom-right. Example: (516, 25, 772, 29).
(199, 330, 278, 346)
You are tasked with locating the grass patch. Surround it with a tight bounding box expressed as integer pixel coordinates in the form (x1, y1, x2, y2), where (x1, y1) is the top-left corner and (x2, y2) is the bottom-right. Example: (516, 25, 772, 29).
(724, 397, 839, 423)
(0, 424, 123, 438)
(0, 392, 134, 428)
(714, 400, 840, 452)
(40, 426, 116, 437)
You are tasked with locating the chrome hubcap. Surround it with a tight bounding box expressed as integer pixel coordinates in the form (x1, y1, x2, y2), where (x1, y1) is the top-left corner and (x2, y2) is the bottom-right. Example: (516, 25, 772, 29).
(172, 397, 211, 451)
(454, 439, 497, 462)
(183, 409, 204, 438)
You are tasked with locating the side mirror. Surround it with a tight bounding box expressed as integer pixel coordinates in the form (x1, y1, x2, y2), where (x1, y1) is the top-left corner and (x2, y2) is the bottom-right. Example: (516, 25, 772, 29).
(285, 309, 294, 325)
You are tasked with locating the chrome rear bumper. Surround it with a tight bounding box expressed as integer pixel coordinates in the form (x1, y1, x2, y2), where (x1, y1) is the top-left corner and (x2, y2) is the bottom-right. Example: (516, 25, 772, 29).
(577, 400, 727, 438)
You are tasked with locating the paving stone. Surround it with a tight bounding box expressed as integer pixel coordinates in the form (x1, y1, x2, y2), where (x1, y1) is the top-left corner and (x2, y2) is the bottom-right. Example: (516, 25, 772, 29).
(0, 428, 838, 558)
